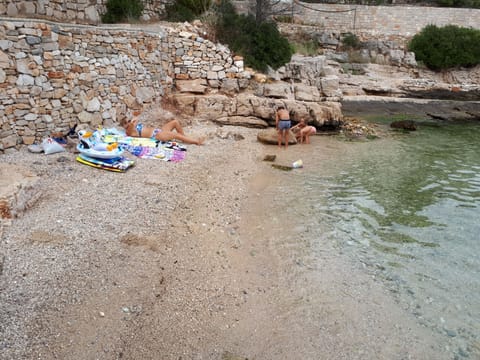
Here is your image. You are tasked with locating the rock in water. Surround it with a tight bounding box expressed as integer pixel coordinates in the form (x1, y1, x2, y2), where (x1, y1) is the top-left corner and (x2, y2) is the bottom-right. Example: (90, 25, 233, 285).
(390, 120, 417, 131)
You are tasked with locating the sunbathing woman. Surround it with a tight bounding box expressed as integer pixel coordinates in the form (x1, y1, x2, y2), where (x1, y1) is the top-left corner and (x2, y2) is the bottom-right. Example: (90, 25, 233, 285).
(123, 117, 205, 145)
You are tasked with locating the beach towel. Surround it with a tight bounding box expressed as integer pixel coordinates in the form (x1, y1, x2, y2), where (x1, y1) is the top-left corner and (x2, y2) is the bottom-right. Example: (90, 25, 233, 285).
(101, 131, 187, 162)
(121, 144, 186, 162)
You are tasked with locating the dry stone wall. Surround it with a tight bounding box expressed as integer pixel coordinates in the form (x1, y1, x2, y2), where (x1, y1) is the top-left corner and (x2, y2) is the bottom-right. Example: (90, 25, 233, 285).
(3, 1, 479, 37)
(0, 18, 248, 151)
(291, 3, 480, 40)
(0, 0, 167, 24)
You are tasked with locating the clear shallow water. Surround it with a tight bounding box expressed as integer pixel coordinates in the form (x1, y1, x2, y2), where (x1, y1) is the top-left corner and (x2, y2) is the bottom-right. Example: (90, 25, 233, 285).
(273, 121, 480, 358)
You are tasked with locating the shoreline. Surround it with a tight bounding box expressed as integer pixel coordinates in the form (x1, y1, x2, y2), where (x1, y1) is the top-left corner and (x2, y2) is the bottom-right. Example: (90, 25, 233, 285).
(341, 96, 480, 121)
(1, 124, 449, 359)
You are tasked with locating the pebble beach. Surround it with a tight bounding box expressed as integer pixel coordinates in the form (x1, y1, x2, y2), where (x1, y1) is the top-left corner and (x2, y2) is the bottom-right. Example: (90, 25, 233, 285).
(0, 121, 450, 359)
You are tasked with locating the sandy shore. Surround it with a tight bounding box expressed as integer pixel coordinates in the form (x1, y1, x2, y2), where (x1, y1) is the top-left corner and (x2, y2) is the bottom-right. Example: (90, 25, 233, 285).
(0, 122, 449, 359)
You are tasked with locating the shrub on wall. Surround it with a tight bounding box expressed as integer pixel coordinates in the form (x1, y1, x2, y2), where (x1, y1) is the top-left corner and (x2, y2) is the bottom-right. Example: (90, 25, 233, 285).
(164, 0, 212, 22)
(435, 0, 480, 8)
(102, 0, 144, 23)
(342, 32, 361, 50)
(408, 24, 480, 70)
(164, 0, 293, 71)
(214, 0, 293, 72)
(292, 40, 321, 56)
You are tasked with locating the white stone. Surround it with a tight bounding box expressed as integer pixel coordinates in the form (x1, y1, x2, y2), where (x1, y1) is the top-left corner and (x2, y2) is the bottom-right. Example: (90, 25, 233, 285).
(87, 97, 101, 112)
(7, 3, 18, 17)
(0, 40, 12, 51)
(24, 113, 38, 121)
(32, 56, 43, 65)
(179, 31, 193, 39)
(234, 60, 244, 69)
(102, 99, 112, 110)
(15, 52, 27, 59)
(0, 51, 10, 68)
(211, 65, 224, 72)
(84, 6, 100, 23)
(42, 114, 53, 123)
(206, 71, 218, 80)
(102, 111, 112, 120)
(16, 74, 35, 86)
(136, 87, 155, 103)
(51, 99, 61, 108)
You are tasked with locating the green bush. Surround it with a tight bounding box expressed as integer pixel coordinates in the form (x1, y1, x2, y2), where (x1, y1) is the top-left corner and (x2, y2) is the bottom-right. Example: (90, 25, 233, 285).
(164, 0, 212, 22)
(292, 40, 321, 56)
(435, 0, 480, 8)
(408, 24, 480, 70)
(164, 2, 196, 22)
(275, 15, 294, 23)
(342, 32, 361, 50)
(101, 0, 144, 23)
(215, 0, 293, 72)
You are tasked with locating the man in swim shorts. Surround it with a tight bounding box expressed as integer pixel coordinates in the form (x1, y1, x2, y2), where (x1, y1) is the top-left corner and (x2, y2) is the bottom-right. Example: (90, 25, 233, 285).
(276, 105, 291, 149)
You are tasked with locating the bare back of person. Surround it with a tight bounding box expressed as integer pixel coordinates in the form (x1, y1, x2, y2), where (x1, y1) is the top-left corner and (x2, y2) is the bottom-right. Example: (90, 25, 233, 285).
(123, 117, 205, 145)
(277, 108, 290, 121)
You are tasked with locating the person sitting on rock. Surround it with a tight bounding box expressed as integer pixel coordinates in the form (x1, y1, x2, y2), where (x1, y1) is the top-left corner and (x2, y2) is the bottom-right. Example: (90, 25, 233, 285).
(122, 116, 205, 145)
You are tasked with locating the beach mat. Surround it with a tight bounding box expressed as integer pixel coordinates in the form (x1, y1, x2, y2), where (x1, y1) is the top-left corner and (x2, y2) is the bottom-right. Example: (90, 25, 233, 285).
(121, 144, 186, 162)
(102, 133, 187, 161)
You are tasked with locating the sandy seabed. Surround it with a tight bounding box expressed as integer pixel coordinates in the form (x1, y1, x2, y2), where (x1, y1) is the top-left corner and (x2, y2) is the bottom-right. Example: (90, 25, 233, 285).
(0, 122, 450, 360)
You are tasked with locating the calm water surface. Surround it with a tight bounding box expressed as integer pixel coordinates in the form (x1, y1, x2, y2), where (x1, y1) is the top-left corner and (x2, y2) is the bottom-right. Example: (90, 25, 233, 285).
(270, 120, 480, 358)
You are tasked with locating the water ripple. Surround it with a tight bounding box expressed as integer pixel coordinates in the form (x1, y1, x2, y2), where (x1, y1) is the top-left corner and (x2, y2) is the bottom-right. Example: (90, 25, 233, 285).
(287, 121, 480, 358)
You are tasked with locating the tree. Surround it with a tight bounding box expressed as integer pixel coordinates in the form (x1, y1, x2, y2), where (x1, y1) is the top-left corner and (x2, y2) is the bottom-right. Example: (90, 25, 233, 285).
(249, 0, 293, 23)
(215, 0, 294, 71)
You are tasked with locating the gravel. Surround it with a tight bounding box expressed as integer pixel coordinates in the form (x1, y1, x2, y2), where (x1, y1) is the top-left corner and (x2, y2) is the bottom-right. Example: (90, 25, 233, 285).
(0, 122, 265, 359)
(0, 121, 452, 359)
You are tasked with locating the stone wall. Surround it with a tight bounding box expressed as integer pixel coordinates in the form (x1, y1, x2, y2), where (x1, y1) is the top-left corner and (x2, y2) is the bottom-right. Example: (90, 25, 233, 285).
(233, 1, 480, 41)
(3, 1, 479, 36)
(0, 18, 247, 150)
(291, 3, 479, 40)
(0, 0, 167, 24)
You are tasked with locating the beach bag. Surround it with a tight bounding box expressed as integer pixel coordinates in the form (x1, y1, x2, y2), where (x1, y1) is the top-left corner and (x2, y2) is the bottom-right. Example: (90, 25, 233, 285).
(42, 137, 65, 155)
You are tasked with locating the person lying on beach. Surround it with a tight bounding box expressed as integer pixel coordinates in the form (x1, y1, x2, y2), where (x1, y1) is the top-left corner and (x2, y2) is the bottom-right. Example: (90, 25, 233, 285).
(122, 117, 205, 145)
(291, 118, 316, 144)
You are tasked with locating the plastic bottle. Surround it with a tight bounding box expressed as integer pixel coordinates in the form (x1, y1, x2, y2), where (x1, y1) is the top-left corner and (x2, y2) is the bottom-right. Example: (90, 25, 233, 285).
(292, 159, 303, 168)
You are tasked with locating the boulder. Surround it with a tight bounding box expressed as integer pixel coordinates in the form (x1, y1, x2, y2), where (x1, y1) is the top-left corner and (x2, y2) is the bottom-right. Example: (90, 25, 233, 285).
(213, 116, 268, 128)
(169, 86, 344, 130)
(0, 164, 41, 220)
(176, 79, 208, 94)
(257, 128, 297, 145)
(390, 120, 417, 131)
(294, 84, 321, 102)
(263, 82, 292, 99)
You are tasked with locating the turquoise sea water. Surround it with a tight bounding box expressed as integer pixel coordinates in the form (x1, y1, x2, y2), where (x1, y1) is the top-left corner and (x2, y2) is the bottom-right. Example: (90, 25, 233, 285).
(267, 120, 480, 358)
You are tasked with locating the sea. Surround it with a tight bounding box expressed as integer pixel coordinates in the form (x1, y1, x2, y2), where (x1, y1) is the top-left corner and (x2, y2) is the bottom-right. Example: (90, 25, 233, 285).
(256, 118, 480, 358)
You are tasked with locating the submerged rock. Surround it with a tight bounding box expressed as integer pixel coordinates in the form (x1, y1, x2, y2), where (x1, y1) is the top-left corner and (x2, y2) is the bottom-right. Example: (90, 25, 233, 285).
(390, 120, 417, 131)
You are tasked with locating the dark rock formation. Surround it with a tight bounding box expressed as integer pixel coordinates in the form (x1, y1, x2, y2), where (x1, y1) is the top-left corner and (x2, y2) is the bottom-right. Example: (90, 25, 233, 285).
(390, 120, 417, 130)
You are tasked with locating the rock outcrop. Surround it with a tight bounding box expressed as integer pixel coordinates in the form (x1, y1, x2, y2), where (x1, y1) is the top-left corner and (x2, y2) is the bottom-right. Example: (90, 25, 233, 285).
(0, 164, 41, 221)
(390, 120, 417, 131)
(170, 80, 344, 129)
